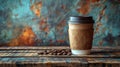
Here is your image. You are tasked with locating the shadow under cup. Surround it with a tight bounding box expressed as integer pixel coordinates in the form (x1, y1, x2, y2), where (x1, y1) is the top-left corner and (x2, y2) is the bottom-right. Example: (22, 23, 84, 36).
(68, 16, 94, 55)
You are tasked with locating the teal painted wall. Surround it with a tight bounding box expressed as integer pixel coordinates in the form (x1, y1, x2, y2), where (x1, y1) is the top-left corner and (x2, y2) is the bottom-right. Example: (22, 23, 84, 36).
(0, 0, 120, 46)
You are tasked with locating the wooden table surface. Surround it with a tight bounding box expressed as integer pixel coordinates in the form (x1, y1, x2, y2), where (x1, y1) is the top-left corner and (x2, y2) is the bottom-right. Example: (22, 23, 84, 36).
(0, 46, 120, 67)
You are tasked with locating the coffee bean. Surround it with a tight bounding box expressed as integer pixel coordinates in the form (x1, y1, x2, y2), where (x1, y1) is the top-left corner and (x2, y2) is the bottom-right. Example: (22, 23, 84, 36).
(47, 53, 52, 55)
(57, 53, 62, 55)
(45, 50, 50, 53)
(52, 53, 57, 55)
(49, 53, 53, 55)
(67, 52, 72, 55)
(38, 49, 72, 55)
(61, 50, 65, 53)
(56, 49, 62, 53)
(62, 52, 67, 55)
(52, 49, 57, 53)
(65, 49, 71, 52)
(43, 52, 46, 55)
(38, 52, 44, 55)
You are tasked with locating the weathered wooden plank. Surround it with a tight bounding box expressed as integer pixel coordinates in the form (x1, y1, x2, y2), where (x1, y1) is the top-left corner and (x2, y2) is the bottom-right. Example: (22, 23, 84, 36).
(0, 47, 120, 58)
(0, 57, 120, 64)
(0, 46, 120, 67)
(0, 57, 120, 67)
(0, 54, 120, 58)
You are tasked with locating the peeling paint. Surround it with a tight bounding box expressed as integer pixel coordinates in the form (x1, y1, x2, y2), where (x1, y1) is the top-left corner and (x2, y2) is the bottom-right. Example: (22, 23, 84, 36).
(8, 26, 36, 46)
(56, 20, 66, 31)
(56, 40, 65, 43)
(91, 0, 100, 3)
(30, 1, 42, 17)
(0, 0, 120, 46)
(77, 0, 91, 15)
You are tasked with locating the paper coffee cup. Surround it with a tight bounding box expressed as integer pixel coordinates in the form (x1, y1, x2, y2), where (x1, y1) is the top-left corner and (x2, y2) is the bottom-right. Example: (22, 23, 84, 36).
(68, 16, 94, 55)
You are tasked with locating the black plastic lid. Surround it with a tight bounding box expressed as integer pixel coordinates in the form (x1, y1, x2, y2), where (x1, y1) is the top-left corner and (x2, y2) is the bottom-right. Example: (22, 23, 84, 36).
(69, 16, 94, 24)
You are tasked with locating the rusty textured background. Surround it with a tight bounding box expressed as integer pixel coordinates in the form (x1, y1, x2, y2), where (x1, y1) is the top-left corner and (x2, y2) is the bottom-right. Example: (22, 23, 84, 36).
(0, 0, 120, 46)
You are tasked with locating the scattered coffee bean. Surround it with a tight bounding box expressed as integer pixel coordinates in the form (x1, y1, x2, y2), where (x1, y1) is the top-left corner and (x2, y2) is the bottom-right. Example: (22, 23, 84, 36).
(57, 53, 62, 55)
(45, 50, 50, 53)
(53, 53, 57, 55)
(48, 53, 53, 55)
(38, 52, 44, 55)
(67, 52, 72, 55)
(38, 49, 71, 56)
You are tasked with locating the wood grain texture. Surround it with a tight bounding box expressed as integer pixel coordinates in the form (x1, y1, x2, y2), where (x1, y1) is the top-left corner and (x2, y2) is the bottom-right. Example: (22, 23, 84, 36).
(0, 46, 120, 67)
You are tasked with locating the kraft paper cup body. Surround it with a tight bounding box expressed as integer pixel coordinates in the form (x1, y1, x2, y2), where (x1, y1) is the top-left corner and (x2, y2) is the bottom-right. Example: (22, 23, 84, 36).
(68, 16, 94, 55)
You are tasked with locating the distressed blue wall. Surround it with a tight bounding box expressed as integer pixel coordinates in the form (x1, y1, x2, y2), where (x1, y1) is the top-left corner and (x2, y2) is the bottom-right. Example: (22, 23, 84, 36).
(0, 0, 120, 46)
